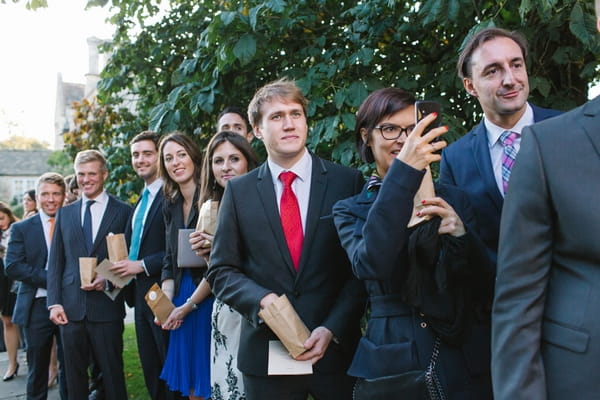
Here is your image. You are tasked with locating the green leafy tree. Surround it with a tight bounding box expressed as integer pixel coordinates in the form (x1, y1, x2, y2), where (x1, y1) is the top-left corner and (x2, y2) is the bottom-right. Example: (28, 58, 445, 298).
(63, 97, 144, 201)
(16, 0, 597, 194)
(96, 0, 599, 173)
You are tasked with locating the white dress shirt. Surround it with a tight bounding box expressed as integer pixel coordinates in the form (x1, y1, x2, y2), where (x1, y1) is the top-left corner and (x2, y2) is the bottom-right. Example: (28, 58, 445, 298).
(485, 103, 534, 196)
(268, 148, 312, 233)
(36, 210, 54, 298)
(80, 190, 110, 243)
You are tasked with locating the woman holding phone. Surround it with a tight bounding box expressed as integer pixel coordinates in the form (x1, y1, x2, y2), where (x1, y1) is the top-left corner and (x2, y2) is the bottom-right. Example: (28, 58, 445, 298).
(333, 88, 493, 399)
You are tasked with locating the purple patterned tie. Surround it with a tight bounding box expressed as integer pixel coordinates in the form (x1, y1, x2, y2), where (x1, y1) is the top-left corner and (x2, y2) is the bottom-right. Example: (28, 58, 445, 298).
(500, 131, 519, 194)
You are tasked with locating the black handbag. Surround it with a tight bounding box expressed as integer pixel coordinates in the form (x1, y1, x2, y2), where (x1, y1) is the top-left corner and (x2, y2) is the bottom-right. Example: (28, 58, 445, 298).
(353, 337, 446, 400)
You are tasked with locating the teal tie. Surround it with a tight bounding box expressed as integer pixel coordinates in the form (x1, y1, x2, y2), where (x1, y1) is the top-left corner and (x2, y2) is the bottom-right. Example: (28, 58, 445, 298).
(129, 189, 149, 260)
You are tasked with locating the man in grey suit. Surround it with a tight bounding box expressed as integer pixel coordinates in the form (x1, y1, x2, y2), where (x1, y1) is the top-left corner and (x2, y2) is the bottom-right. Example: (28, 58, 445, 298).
(47, 150, 132, 400)
(492, 5, 600, 398)
(6, 172, 68, 400)
(207, 78, 365, 400)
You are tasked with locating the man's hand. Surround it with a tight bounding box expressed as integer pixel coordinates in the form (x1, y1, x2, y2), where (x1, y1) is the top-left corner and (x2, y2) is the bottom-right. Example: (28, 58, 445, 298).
(110, 259, 144, 278)
(49, 305, 68, 325)
(259, 293, 279, 309)
(294, 326, 333, 365)
(81, 276, 107, 291)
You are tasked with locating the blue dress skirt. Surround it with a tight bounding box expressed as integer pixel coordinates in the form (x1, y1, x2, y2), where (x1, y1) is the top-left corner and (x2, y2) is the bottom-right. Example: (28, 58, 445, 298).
(161, 270, 214, 398)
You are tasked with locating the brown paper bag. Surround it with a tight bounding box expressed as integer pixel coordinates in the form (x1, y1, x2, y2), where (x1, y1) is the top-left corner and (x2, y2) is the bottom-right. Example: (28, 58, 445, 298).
(106, 233, 128, 262)
(195, 200, 219, 248)
(258, 294, 311, 358)
(79, 257, 97, 287)
(144, 283, 175, 325)
(407, 166, 436, 228)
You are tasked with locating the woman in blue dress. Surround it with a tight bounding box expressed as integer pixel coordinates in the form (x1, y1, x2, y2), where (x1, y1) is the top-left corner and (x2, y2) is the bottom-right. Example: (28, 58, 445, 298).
(333, 88, 494, 399)
(158, 132, 214, 400)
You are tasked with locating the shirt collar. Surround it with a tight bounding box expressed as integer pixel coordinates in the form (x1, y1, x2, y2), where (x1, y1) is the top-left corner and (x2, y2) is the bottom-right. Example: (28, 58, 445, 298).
(485, 102, 534, 148)
(267, 148, 312, 183)
(145, 178, 163, 196)
(38, 209, 53, 222)
(81, 190, 109, 205)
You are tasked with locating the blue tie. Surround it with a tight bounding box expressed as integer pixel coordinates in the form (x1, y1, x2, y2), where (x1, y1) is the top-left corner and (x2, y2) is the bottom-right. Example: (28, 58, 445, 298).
(129, 189, 149, 260)
(83, 200, 95, 254)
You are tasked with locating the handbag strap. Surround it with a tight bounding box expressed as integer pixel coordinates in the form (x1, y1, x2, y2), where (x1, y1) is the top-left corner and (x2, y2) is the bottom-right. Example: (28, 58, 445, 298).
(425, 337, 446, 400)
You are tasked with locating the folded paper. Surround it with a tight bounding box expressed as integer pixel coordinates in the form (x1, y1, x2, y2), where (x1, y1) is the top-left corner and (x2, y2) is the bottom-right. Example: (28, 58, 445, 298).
(95, 258, 133, 289)
(258, 294, 311, 358)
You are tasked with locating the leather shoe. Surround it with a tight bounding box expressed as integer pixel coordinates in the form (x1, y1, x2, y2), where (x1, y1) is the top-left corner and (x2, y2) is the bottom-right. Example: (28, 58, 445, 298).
(2, 363, 19, 381)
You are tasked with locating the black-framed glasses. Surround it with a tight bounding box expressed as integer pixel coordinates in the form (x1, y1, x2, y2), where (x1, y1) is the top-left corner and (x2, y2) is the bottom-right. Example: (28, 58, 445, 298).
(374, 124, 415, 140)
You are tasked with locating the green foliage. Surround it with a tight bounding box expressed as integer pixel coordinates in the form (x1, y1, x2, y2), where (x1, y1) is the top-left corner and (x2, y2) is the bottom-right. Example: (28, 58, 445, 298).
(47, 150, 74, 177)
(77, 0, 600, 194)
(63, 98, 143, 201)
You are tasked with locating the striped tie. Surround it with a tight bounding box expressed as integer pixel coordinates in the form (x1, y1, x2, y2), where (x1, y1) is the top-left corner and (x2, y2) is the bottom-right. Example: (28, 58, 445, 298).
(500, 130, 519, 194)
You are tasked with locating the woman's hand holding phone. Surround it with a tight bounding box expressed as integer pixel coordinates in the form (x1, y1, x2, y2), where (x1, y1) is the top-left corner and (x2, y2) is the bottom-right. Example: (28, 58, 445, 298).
(396, 111, 448, 171)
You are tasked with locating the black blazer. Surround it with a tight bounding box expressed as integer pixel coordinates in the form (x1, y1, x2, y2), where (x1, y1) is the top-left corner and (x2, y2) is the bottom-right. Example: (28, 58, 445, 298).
(124, 189, 166, 306)
(161, 187, 205, 294)
(207, 153, 366, 376)
(5, 214, 48, 326)
(47, 195, 132, 322)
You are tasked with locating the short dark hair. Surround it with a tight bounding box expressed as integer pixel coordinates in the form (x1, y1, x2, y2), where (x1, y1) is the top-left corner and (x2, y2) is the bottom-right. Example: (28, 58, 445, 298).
(216, 107, 249, 129)
(158, 132, 203, 202)
(130, 131, 160, 149)
(457, 27, 528, 79)
(199, 131, 258, 204)
(355, 87, 416, 164)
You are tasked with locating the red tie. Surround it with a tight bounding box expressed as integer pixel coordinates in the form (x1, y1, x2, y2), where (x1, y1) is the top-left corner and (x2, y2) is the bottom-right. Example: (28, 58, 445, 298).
(279, 171, 303, 271)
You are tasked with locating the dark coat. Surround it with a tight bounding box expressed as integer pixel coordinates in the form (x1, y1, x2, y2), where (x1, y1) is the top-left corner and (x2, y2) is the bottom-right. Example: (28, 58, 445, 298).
(333, 159, 493, 399)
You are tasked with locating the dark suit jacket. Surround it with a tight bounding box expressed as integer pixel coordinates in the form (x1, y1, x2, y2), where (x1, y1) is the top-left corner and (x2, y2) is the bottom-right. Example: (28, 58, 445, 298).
(207, 153, 366, 376)
(47, 195, 132, 322)
(492, 97, 600, 399)
(5, 214, 48, 326)
(439, 104, 561, 266)
(161, 188, 205, 294)
(125, 189, 166, 307)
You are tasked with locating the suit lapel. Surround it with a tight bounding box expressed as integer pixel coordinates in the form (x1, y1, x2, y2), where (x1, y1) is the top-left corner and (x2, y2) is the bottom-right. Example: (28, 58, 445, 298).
(581, 97, 600, 159)
(298, 155, 326, 277)
(140, 191, 163, 243)
(93, 195, 117, 253)
(471, 121, 503, 211)
(31, 214, 48, 262)
(256, 163, 296, 274)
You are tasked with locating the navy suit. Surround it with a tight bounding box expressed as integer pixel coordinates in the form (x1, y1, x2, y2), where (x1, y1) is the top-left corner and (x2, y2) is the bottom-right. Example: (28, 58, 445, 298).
(6, 214, 67, 400)
(124, 189, 174, 400)
(207, 154, 366, 399)
(47, 195, 131, 400)
(439, 104, 561, 265)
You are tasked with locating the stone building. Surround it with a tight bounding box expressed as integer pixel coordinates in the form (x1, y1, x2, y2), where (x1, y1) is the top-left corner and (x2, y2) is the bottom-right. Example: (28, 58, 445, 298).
(0, 149, 52, 203)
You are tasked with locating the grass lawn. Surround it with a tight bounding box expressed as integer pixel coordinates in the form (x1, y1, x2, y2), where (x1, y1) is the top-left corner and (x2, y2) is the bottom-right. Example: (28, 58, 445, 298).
(123, 323, 151, 399)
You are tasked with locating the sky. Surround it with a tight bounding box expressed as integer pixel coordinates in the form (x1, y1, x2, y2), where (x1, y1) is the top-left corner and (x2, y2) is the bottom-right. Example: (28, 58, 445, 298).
(0, 1, 115, 149)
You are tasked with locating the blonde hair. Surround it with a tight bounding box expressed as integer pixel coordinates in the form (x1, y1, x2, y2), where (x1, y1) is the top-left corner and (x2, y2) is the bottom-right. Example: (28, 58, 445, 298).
(74, 150, 107, 172)
(247, 77, 309, 127)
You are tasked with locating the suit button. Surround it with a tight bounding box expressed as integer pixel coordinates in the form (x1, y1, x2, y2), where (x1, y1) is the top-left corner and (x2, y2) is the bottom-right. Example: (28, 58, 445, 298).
(420, 322, 427, 328)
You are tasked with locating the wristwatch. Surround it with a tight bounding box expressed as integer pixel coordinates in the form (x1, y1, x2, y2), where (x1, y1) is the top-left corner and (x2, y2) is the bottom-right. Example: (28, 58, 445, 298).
(185, 297, 198, 311)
